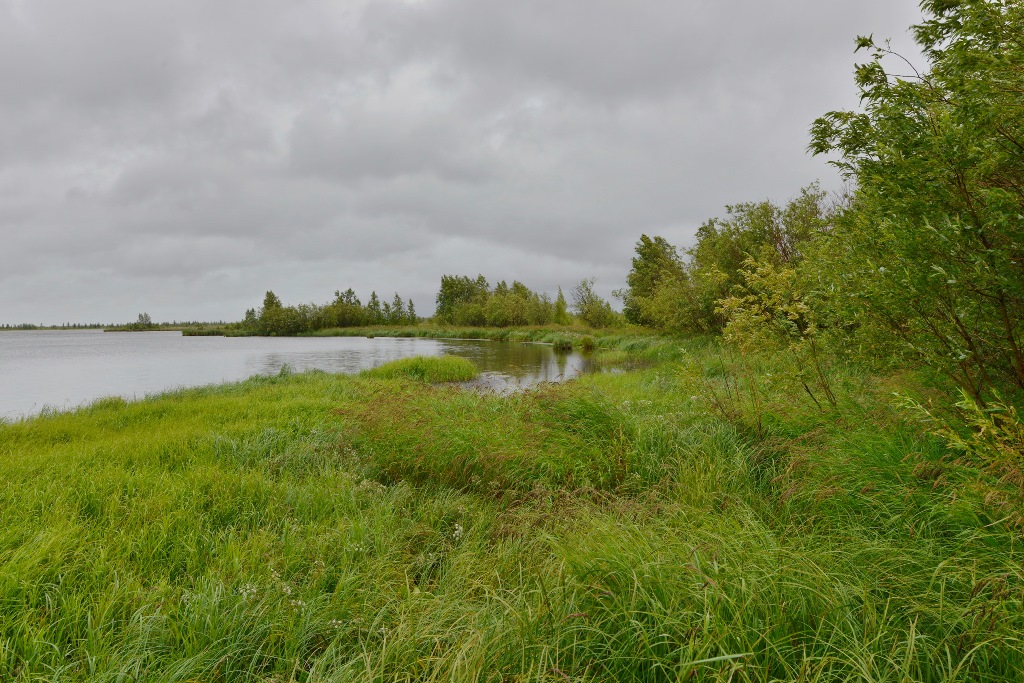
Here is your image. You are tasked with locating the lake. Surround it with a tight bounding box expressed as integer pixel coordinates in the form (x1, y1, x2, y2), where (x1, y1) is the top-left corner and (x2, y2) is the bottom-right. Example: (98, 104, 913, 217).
(0, 330, 593, 420)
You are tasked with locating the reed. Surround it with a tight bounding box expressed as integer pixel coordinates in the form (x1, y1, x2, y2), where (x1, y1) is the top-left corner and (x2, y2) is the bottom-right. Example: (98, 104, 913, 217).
(361, 355, 479, 383)
(0, 340, 1021, 680)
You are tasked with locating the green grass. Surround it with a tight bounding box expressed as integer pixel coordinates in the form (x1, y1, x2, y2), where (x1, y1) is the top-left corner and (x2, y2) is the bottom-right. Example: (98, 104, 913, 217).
(1, 341, 1022, 680)
(361, 356, 479, 383)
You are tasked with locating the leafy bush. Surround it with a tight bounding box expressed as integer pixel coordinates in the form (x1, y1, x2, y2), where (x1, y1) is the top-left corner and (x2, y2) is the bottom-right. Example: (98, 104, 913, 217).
(437, 276, 560, 327)
(810, 0, 1024, 400)
(622, 185, 833, 335)
(904, 391, 1024, 529)
(719, 258, 837, 409)
(571, 278, 621, 328)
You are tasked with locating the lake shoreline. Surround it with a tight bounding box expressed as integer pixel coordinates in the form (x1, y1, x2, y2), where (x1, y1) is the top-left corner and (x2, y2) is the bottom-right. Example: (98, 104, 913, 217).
(179, 323, 656, 352)
(3, 336, 1021, 678)
(0, 329, 614, 420)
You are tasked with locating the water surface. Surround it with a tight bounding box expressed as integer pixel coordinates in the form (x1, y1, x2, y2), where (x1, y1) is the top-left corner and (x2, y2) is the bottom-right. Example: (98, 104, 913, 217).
(0, 330, 592, 419)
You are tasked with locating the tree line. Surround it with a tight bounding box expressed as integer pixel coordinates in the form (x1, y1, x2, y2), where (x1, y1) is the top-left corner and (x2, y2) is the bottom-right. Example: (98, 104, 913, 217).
(240, 0, 1022, 410)
(433, 275, 621, 329)
(242, 289, 417, 336)
(240, 272, 626, 336)
(620, 0, 1023, 409)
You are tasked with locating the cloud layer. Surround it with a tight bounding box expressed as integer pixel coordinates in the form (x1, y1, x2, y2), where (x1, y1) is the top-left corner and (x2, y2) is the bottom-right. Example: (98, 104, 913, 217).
(0, 0, 923, 323)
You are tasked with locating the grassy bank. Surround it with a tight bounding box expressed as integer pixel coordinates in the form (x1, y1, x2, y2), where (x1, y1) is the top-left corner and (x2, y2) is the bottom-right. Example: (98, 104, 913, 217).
(1, 345, 1022, 681)
(181, 323, 691, 368)
(362, 356, 479, 384)
(182, 323, 683, 359)
(308, 325, 692, 363)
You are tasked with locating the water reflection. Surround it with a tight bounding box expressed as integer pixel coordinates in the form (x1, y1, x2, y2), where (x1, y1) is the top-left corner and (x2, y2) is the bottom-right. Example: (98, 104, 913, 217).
(447, 342, 594, 393)
(0, 331, 593, 418)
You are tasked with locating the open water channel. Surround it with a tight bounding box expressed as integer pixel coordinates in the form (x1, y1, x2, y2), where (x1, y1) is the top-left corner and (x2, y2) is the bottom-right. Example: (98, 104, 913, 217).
(0, 330, 594, 420)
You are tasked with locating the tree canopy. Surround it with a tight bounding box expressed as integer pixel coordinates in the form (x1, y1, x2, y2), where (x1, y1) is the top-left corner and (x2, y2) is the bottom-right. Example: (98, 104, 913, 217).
(810, 0, 1024, 400)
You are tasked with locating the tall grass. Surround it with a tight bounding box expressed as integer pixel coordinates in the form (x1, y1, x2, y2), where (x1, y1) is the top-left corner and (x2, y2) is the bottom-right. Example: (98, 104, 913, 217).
(361, 355, 478, 383)
(0, 343, 1022, 680)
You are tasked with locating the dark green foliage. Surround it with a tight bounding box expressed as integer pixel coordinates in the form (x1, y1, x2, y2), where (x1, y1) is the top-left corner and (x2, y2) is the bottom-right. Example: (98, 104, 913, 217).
(329, 288, 364, 327)
(434, 275, 490, 324)
(551, 336, 573, 351)
(571, 278, 621, 328)
(621, 235, 684, 325)
(627, 186, 832, 335)
(554, 287, 571, 325)
(809, 0, 1024, 400)
(242, 288, 418, 336)
(123, 312, 155, 331)
(366, 291, 383, 326)
(434, 275, 569, 327)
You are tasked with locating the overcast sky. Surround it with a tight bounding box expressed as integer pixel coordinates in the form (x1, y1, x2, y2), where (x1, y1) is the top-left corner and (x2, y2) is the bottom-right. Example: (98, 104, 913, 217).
(0, 0, 925, 324)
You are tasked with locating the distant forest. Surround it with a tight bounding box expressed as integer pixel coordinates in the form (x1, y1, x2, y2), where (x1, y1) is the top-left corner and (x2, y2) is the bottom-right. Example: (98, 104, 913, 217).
(237, 0, 1024, 412)
(240, 289, 417, 336)
(19, 0, 1022, 415)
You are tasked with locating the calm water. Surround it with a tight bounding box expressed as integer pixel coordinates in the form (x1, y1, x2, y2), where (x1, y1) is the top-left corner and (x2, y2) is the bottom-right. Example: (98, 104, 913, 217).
(0, 330, 593, 420)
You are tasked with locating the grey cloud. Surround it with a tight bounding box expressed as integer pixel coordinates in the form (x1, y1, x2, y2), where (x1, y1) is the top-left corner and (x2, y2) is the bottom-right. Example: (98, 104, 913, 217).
(0, 0, 925, 324)
(288, 96, 492, 183)
(369, 0, 917, 102)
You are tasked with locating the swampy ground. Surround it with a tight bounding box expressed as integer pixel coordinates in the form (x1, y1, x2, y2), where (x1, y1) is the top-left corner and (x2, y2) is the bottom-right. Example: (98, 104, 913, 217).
(1, 333, 1022, 682)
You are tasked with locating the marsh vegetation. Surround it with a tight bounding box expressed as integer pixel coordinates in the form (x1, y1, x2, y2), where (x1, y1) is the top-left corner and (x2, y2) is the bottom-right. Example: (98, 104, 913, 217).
(3, 342, 1024, 681)
(3, 2, 1024, 680)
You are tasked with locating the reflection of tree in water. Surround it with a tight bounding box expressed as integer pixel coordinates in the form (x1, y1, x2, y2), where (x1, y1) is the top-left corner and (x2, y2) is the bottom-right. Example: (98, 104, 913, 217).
(533, 351, 565, 383)
(242, 339, 591, 390)
(245, 339, 451, 377)
(438, 341, 594, 391)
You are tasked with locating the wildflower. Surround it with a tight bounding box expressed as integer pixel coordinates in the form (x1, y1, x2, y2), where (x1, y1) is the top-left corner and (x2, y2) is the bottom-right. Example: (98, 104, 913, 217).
(452, 523, 464, 542)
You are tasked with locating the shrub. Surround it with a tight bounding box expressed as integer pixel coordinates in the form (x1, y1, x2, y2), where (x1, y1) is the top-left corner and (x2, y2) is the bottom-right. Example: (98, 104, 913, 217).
(903, 391, 1024, 529)
(552, 337, 573, 352)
